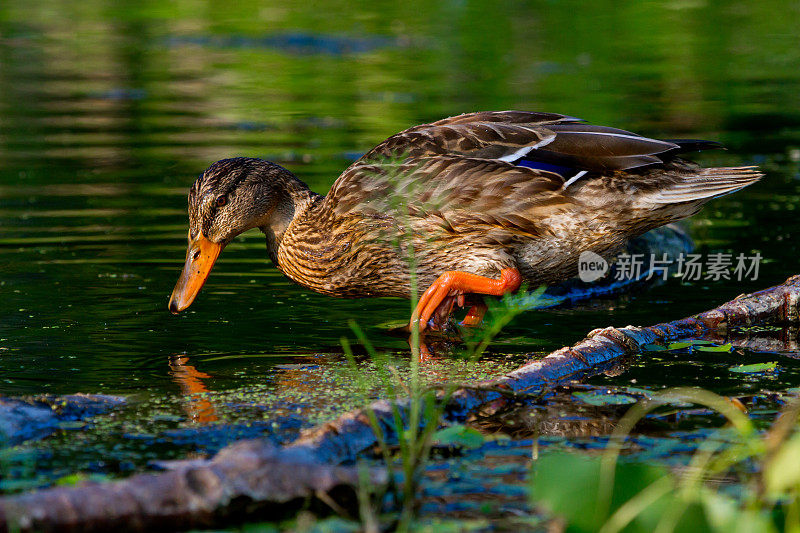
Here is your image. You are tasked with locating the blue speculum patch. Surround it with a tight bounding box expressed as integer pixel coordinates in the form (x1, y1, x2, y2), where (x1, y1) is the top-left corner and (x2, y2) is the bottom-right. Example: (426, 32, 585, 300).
(515, 159, 574, 176)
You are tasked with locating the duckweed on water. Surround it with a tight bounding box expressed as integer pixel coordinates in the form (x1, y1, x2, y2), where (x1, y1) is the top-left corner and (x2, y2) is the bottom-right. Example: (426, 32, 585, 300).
(0, 353, 523, 492)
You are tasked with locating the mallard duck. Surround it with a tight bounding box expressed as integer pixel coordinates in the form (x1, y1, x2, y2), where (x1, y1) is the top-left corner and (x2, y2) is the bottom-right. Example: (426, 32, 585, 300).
(168, 111, 761, 330)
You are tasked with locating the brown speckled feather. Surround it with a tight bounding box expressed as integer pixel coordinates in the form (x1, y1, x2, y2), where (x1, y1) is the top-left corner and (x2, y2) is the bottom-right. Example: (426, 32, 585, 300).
(182, 111, 762, 305)
(328, 156, 570, 238)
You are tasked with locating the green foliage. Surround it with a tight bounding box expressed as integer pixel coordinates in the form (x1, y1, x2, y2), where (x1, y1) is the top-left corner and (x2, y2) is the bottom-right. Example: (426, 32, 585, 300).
(533, 452, 780, 533)
(695, 343, 733, 353)
(729, 362, 778, 374)
(530, 388, 800, 532)
(407, 518, 491, 532)
(54, 472, 110, 486)
(667, 341, 694, 350)
(644, 340, 733, 354)
(572, 391, 638, 406)
(642, 344, 668, 352)
(534, 453, 679, 533)
(764, 432, 800, 499)
(432, 424, 486, 450)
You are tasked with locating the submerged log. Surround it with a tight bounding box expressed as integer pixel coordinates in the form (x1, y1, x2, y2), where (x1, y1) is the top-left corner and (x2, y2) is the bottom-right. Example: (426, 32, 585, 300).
(0, 439, 385, 533)
(0, 394, 125, 446)
(2, 275, 798, 531)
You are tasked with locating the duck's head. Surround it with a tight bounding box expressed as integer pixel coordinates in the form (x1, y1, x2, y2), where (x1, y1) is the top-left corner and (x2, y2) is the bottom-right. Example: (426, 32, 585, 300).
(168, 157, 303, 314)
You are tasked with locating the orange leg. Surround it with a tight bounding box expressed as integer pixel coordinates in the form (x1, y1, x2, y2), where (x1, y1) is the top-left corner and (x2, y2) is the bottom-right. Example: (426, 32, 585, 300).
(411, 268, 522, 331)
(460, 300, 488, 327)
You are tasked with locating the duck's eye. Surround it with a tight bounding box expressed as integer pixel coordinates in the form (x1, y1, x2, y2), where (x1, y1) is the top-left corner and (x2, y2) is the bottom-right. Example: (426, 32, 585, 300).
(215, 195, 227, 207)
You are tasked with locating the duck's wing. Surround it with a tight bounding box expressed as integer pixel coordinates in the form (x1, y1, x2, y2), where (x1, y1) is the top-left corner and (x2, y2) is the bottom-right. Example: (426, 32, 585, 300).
(328, 111, 693, 205)
(323, 111, 751, 238)
(327, 154, 569, 239)
(352, 110, 688, 172)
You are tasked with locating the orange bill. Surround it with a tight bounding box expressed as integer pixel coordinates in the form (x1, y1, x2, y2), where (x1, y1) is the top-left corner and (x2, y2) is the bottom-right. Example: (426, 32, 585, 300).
(168, 233, 223, 314)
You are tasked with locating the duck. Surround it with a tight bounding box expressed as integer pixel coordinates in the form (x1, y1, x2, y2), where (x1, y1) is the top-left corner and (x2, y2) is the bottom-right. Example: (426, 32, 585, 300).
(168, 111, 762, 330)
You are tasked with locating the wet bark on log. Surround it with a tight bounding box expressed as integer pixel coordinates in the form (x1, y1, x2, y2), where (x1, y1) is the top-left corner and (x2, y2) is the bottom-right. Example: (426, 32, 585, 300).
(479, 274, 800, 400)
(291, 274, 800, 464)
(2, 275, 798, 532)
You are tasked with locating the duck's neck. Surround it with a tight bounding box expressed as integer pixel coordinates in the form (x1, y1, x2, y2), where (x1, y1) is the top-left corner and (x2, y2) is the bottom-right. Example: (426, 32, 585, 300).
(260, 177, 322, 264)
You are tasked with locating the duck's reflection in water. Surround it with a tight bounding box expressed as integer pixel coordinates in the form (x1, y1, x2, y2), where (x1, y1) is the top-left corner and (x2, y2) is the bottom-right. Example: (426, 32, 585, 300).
(168, 354, 219, 424)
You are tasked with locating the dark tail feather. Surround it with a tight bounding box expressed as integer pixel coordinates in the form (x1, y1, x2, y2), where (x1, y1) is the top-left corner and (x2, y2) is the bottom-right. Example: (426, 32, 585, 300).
(664, 139, 724, 155)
